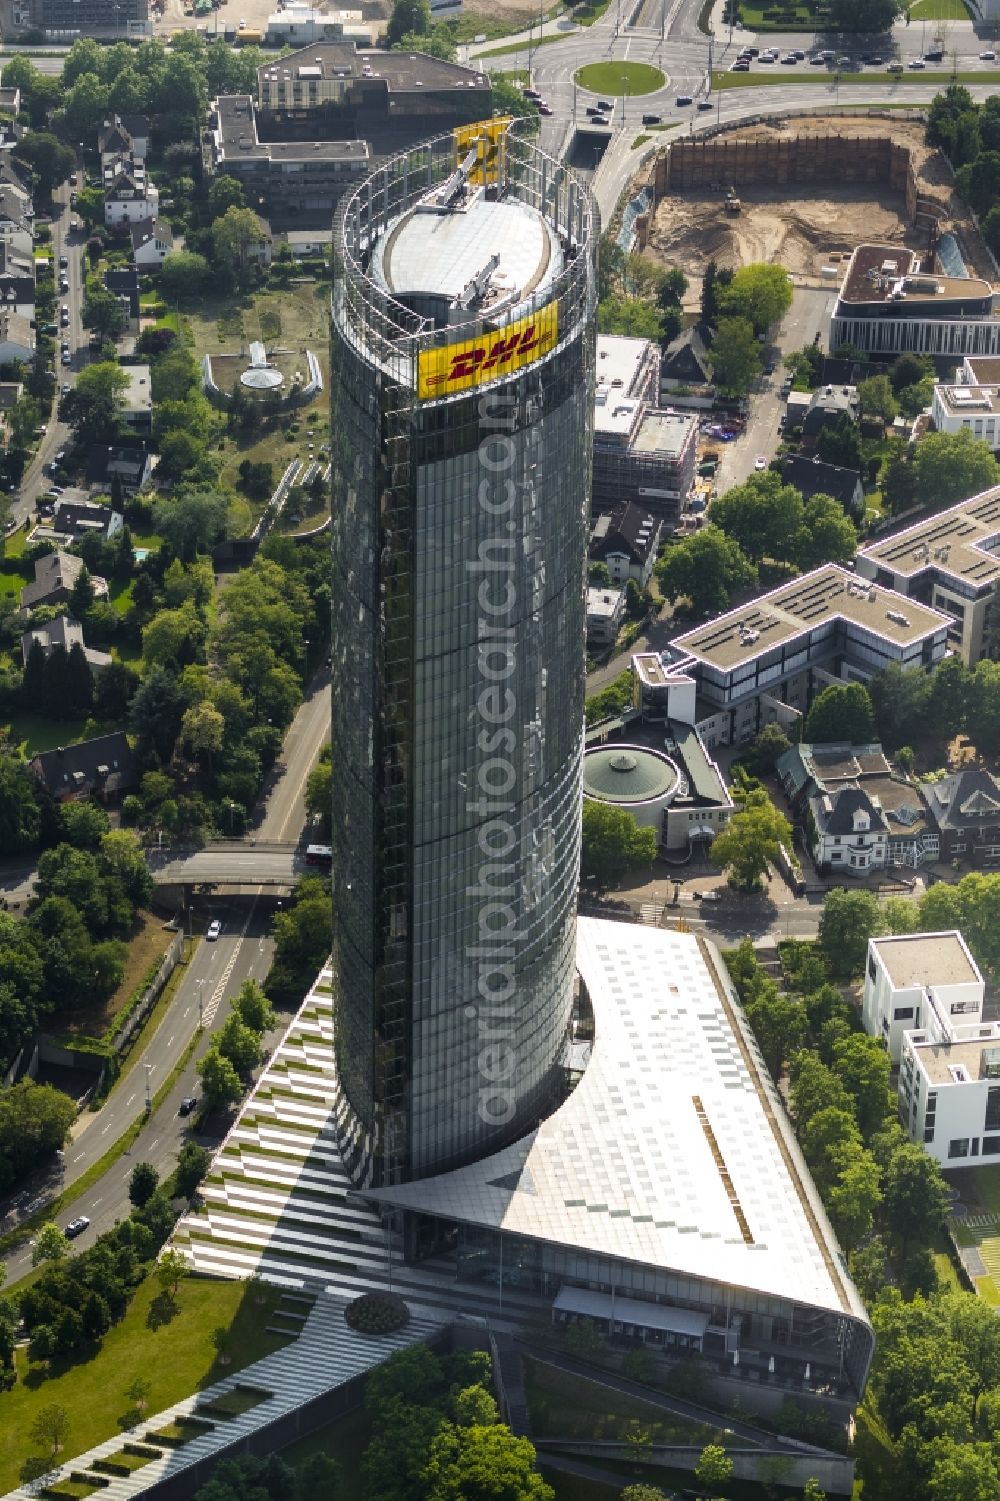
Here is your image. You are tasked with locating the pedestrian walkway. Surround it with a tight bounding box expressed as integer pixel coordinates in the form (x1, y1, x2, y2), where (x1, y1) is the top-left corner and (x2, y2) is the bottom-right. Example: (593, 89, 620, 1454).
(2, 1292, 442, 1501)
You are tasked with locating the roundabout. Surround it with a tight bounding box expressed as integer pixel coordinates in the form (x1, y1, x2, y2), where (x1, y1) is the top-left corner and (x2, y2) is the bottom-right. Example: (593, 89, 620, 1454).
(574, 60, 666, 96)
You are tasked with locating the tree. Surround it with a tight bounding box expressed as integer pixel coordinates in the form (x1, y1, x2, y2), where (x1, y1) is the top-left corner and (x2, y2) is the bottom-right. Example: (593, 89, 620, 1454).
(125, 1375, 152, 1417)
(83, 286, 126, 343)
(816, 414, 862, 471)
(175, 1141, 211, 1199)
(197, 1043, 243, 1113)
(857, 373, 898, 425)
(0, 1080, 76, 1191)
(694, 1444, 734, 1495)
(159, 251, 210, 303)
(387, 0, 431, 43)
(710, 316, 761, 396)
(883, 1140, 949, 1256)
(597, 296, 664, 341)
(211, 205, 267, 284)
(795, 495, 858, 570)
(128, 664, 184, 762)
(925, 1442, 1000, 1501)
(128, 1160, 159, 1208)
(12, 132, 74, 202)
(30, 1403, 69, 1459)
(69, 361, 128, 442)
(831, 1032, 892, 1140)
(911, 429, 999, 512)
(870, 664, 932, 751)
(818, 887, 882, 978)
(802, 683, 875, 745)
(207, 174, 246, 217)
(232, 978, 274, 1034)
(581, 802, 657, 887)
(151, 490, 228, 561)
(711, 472, 803, 565)
(420, 1422, 554, 1501)
(720, 264, 793, 334)
(32, 1222, 68, 1268)
(826, 1145, 882, 1252)
(710, 788, 792, 892)
(0, 751, 42, 855)
(656, 525, 757, 616)
(156, 1248, 189, 1299)
(801, 1483, 826, 1501)
(743, 978, 805, 1080)
(701, 259, 721, 328)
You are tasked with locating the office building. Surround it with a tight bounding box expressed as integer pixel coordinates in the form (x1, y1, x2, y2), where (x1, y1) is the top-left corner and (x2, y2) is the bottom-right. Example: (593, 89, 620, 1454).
(367, 918, 875, 1405)
(329, 125, 596, 1188)
(209, 45, 492, 230)
(856, 484, 1000, 665)
(656, 564, 949, 748)
(24, 0, 149, 37)
(931, 380, 1000, 448)
(830, 244, 1000, 358)
(586, 585, 625, 645)
(863, 932, 1000, 1170)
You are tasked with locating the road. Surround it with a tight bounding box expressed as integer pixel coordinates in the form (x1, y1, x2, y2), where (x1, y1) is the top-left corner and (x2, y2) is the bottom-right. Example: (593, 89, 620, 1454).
(149, 843, 300, 887)
(0, 663, 332, 1281)
(1, 900, 276, 1284)
(713, 284, 836, 495)
(12, 176, 85, 531)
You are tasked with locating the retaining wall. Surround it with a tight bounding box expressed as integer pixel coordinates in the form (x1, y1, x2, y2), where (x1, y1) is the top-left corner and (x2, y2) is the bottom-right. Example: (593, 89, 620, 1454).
(657, 133, 913, 195)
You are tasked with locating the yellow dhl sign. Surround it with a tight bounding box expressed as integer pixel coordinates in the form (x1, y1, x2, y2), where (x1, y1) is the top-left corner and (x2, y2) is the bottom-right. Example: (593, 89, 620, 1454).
(453, 116, 512, 185)
(417, 302, 558, 401)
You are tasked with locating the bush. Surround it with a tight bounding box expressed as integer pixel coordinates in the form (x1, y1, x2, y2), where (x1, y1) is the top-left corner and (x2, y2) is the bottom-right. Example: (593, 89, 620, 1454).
(344, 1291, 410, 1335)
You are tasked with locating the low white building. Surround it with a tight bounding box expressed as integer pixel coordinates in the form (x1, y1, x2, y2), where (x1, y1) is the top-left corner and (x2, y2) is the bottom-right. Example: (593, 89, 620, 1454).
(586, 585, 625, 646)
(863, 931, 1000, 1169)
(807, 784, 888, 877)
(103, 155, 159, 229)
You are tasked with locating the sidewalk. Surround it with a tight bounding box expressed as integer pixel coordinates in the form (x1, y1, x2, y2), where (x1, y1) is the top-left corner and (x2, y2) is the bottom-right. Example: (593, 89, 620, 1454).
(463, 9, 582, 61)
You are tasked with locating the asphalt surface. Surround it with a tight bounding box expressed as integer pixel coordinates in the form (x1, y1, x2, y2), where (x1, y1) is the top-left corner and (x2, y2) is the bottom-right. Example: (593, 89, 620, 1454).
(12, 177, 86, 532)
(0, 667, 332, 1283)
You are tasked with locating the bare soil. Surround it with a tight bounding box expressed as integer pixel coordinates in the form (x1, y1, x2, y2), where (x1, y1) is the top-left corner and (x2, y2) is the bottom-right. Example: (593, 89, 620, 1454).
(644, 116, 993, 284)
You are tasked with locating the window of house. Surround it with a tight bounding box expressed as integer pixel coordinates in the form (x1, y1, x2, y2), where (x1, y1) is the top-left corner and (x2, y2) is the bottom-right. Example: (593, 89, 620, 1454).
(983, 1136, 1000, 1156)
(893, 1007, 914, 1021)
(868, 954, 876, 982)
(949, 1138, 971, 1159)
(986, 1087, 1000, 1133)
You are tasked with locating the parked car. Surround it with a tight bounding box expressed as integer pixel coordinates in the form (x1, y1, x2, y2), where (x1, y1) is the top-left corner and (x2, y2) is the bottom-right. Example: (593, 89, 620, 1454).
(924, 48, 944, 61)
(58, 255, 67, 269)
(754, 454, 767, 470)
(597, 98, 613, 110)
(697, 99, 713, 109)
(981, 49, 997, 59)
(642, 112, 662, 124)
(61, 383, 71, 396)
(809, 54, 825, 64)
(538, 101, 553, 114)
(206, 919, 222, 941)
(64, 1216, 90, 1239)
(909, 58, 926, 69)
(888, 61, 904, 72)
(731, 61, 750, 70)
(178, 1097, 198, 1117)
(61, 352, 71, 366)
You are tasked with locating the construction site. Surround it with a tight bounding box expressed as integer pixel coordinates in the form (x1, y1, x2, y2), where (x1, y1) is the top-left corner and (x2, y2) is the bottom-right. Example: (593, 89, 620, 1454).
(640, 116, 994, 288)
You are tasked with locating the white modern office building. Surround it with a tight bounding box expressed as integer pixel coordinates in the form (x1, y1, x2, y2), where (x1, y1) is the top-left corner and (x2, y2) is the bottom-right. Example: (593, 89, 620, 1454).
(830, 243, 1000, 357)
(863, 932, 1000, 1169)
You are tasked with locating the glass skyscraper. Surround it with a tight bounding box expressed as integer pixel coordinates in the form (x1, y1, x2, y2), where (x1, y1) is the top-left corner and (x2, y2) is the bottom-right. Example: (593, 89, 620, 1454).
(329, 125, 597, 1187)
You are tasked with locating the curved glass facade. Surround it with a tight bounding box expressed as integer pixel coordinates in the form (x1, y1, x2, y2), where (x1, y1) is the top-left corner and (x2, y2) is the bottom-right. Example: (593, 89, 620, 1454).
(330, 127, 598, 1186)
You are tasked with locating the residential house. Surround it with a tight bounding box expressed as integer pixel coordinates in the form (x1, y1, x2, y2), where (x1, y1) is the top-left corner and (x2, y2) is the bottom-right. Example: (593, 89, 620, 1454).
(0, 307, 33, 363)
(19, 549, 108, 612)
(778, 740, 938, 871)
(131, 219, 172, 271)
(119, 364, 151, 433)
(21, 614, 111, 671)
(103, 155, 158, 229)
(0, 241, 35, 319)
(919, 767, 1000, 867)
(802, 384, 860, 438)
(30, 731, 138, 805)
(781, 454, 864, 516)
(861, 931, 1000, 1171)
(659, 325, 712, 391)
(98, 114, 149, 168)
(44, 497, 124, 546)
(85, 446, 154, 497)
(104, 266, 140, 333)
(806, 784, 888, 876)
(931, 381, 1000, 449)
(589, 502, 662, 589)
(586, 586, 625, 647)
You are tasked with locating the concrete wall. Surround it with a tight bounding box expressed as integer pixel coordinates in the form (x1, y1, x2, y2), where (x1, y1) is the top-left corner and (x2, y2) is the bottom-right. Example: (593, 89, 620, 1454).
(535, 1440, 854, 1496)
(658, 133, 912, 195)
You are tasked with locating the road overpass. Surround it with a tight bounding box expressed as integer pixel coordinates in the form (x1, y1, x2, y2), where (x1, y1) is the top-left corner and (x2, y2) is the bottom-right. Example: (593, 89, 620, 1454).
(148, 841, 306, 889)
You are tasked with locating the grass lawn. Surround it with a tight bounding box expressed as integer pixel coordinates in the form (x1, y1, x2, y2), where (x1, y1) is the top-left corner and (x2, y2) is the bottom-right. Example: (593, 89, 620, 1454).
(109, 574, 135, 617)
(5, 712, 89, 756)
(734, 0, 824, 26)
(4, 524, 28, 561)
(575, 61, 665, 95)
(907, 0, 971, 15)
(0, 1274, 293, 1491)
(713, 67, 1000, 88)
(55, 910, 171, 1044)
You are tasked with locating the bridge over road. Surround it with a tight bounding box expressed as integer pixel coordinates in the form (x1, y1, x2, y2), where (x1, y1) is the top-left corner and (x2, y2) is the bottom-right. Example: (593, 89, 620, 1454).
(148, 840, 308, 889)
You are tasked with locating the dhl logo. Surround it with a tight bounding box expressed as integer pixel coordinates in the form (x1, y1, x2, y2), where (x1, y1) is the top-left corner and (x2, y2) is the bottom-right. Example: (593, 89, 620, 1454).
(417, 303, 558, 400)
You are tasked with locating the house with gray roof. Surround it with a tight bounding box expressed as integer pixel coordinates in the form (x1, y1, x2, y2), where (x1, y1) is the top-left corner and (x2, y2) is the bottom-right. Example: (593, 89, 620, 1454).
(919, 767, 1000, 867)
(19, 549, 108, 613)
